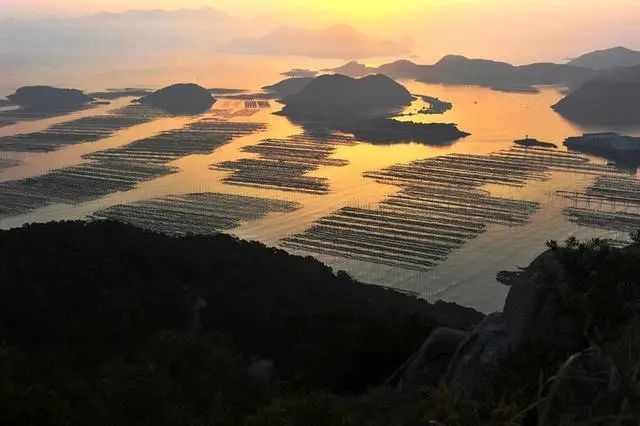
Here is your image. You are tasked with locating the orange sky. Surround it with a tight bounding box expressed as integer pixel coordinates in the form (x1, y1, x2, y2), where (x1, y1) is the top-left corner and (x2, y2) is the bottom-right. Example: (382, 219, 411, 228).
(3, 0, 639, 63)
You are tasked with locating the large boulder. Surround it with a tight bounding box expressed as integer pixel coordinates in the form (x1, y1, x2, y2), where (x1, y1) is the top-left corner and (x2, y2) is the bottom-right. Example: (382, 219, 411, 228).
(8, 86, 94, 110)
(139, 83, 215, 114)
(503, 250, 570, 351)
(448, 312, 509, 395)
(393, 327, 470, 391)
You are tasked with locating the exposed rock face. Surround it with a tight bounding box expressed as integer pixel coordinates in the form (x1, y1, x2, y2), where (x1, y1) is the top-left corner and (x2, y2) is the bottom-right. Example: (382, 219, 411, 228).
(139, 83, 215, 114)
(514, 138, 558, 149)
(262, 77, 313, 97)
(280, 74, 413, 122)
(448, 313, 510, 395)
(394, 327, 470, 391)
(552, 65, 640, 125)
(7, 86, 94, 110)
(502, 250, 566, 351)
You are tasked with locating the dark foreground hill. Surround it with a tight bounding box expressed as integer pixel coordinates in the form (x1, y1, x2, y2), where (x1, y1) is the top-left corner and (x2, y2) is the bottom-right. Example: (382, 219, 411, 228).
(0, 220, 480, 426)
(553, 65, 640, 125)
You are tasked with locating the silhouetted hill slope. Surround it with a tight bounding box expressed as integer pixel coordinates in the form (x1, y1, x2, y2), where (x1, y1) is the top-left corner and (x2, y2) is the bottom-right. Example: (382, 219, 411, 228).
(553, 65, 640, 125)
(569, 46, 640, 70)
(280, 74, 413, 121)
(7, 86, 94, 110)
(139, 83, 215, 114)
(326, 55, 595, 91)
(262, 77, 313, 97)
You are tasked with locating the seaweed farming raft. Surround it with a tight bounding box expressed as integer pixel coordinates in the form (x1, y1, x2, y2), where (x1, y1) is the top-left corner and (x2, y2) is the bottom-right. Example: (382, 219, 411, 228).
(0, 105, 169, 153)
(213, 133, 356, 194)
(559, 175, 640, 232)
(93, 192, 299, 235)
(282, 146, 620, 271)
(0, 118, 265, 219)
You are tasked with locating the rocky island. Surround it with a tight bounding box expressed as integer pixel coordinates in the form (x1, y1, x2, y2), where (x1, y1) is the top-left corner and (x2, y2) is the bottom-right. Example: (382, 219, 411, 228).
(7, 85, 95, 110)
(138, 83, 215, 114)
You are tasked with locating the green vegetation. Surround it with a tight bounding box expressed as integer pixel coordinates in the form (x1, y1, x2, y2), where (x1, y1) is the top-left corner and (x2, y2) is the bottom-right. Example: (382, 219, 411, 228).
(0, 220, 479, 426)
(3, 220, 639, 425)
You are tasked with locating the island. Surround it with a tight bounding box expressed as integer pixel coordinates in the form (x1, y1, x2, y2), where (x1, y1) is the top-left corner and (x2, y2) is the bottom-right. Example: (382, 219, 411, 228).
(345, 118, 469, 145)
(262, 77, 314, 97)
(276, 74, 469, 145)
(138, 83, 215, 114)
(514, 137, 558, 148)
(552, 65, 640, 125)
(418, 95, 453, 114)
(564, 132, 640, 167)
(7, 85, 95, 110)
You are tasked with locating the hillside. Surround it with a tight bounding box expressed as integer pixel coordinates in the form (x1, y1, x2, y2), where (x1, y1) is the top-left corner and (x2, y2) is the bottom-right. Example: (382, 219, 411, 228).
(280, 73, 414, 121)
(569, 46, 640, 70)
(553, 65, 640, 125)
(0, 220, 480, 426)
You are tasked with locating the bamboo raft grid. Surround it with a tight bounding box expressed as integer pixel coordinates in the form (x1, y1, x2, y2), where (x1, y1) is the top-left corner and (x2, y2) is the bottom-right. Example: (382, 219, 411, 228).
(93, 192, 300, 235)
(560, 175, 640, 232)
(0, 105, 169, 153)
(0, 118, 266, 219)
(282, 146, 621, 271)
(212, 133, 356, 194)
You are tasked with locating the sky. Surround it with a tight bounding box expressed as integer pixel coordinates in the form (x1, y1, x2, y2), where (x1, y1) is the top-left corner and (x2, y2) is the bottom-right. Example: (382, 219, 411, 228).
(2, 0, 640, 63)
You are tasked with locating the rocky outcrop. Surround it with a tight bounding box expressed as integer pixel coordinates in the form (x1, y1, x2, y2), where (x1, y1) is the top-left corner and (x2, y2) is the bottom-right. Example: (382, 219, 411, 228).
(394, 249, 580, 395)
(7, 86, 94, 110)
(392, 327, 470, 391)
(448, 313, 510, 394)
(139, 83, 215, 114)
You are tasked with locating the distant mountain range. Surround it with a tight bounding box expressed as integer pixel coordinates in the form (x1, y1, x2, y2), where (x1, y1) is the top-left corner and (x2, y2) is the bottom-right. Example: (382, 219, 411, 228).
(225, 24, 412, 59)
(553, 64, 640, 125)
(325, 55, 596, 92)
(568, 46, 640, 70)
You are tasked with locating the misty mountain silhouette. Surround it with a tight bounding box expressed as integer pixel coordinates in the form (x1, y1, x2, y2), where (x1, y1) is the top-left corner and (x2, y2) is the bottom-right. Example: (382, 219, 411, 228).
(568, 46, 640, 70)
(553, 64, 640, 125)
(226, 24, 412, 59)
(325, 55, 595, 92)
(139, 83, 215, 114)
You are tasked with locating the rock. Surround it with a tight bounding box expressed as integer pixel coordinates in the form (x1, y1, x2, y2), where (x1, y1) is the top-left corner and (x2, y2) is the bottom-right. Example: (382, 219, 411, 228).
(7, 86, 94, 110)
(503, 250, 566, 351)
(448, 312, 509, 395)
(139, 83, 215, 114)
(394, 327, 470, 391)
(247, 358, 275, 384)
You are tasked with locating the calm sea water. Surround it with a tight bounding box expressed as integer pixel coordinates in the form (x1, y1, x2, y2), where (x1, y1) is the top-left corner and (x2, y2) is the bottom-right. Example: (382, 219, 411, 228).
(1, 54, 639, 312)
